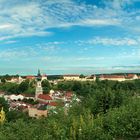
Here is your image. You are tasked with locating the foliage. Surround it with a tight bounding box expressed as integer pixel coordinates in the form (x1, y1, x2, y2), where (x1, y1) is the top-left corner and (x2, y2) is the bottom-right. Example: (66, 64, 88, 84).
(18, 80, 29, 93)
(0, 79, 139, 139)
(0, 79, 36, 95)
(41, 80, 51, 93)
(6, 110, 29, 122)
(103, 98, 140, 139)
(25, 87, 35, 95)
(22, 98, 38, 105)
(0, 97, 9, 113)
(0, 98, 139, 139)
(79, 74, 85, 78)
(47, 75, 63, 80)
(1, 78, 6, 83)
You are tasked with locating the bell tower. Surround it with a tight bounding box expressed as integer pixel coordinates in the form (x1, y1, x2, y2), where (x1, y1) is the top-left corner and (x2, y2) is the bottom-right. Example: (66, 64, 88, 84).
(35, 69, 43, 99)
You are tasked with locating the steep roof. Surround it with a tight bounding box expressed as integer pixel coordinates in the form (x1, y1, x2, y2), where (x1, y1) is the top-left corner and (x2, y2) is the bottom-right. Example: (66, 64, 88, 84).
(100, 75, 125, 79)
(26, 76, 35, 79)
(38, 94, 52, 100)
(125, 74, 137, 79)
(48, 102, 58, 106)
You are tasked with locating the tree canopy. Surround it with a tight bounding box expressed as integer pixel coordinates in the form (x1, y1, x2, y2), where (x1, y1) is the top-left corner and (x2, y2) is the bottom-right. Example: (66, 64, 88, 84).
(0, 79, 140, 139)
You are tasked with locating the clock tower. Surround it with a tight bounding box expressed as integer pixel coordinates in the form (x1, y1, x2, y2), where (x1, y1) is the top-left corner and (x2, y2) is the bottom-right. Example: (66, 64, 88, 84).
(35, 69, 43, 99)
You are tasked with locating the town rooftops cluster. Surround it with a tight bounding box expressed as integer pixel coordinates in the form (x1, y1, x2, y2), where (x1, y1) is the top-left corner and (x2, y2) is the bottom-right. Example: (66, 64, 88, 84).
(0, 89, 79, 119)
(1, 73, 140, 84)
(99, 74, 138, 81)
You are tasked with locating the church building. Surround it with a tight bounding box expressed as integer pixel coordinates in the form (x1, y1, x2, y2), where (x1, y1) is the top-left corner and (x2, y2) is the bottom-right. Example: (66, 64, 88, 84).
(35, 69, 43, 99)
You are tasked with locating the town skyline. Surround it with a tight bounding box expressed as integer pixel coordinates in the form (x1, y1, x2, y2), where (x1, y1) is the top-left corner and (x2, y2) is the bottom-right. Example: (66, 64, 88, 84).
(0, 0, 140, 75)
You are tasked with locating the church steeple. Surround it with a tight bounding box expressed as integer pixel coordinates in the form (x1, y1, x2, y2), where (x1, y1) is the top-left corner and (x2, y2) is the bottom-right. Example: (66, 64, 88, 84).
(35, 69, 43, 99)
(38, 69, 41, 76)
(37, 69, 41, 81)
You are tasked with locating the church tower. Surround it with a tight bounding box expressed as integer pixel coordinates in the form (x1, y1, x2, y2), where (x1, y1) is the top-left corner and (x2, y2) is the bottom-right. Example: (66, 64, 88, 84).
(35, 69, 43, 99)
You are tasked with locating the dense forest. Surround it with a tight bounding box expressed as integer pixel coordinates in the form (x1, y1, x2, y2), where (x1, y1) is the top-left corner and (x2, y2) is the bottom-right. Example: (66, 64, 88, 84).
(0, 79, 140, 140)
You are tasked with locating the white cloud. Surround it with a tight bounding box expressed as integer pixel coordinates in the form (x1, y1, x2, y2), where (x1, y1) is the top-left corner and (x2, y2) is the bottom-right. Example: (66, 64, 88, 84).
(0, 47, 38, 60)
(0, 24, 14, 29)
(0, 41, 64, 60)
(0, 0, 139, 41)
(76, 57, 105, 61)
(0, 50, 27, 60)
(76, 37, 139, 46)
(80, 19, 120, 26)
(0, 1, 52, 40)
(4, 40, 17, 44)
(0, 0, 124, 41)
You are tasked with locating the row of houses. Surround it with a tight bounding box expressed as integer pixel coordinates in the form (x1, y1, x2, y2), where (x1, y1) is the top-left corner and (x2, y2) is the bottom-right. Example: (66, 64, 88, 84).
(0, 90, 78, 119)
(63, 75, 96, 81)
(63, 74, 140, 81)
(0, 74, 47, 84)
(1, 73, 140, 84)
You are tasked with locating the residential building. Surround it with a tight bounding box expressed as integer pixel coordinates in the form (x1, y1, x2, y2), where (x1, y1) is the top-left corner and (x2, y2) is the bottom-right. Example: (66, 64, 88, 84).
(28, 108, 48, 119)
(7, 76, 24, 84)
(26, 76, 36, 80)
(125, 74, 138, 80)
(99, 75, 126, 81)
(63, 75, 80, 80)
(41, 74, 47, 81)
(37, 94, 53, 103)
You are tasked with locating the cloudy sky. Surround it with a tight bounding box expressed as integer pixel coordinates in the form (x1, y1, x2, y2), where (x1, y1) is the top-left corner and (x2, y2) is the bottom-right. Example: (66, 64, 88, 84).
(0, 0, 140, 75)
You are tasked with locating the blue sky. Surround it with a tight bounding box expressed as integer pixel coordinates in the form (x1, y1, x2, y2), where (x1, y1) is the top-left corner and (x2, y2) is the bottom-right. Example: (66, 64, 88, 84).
(0, 0, 140, 75)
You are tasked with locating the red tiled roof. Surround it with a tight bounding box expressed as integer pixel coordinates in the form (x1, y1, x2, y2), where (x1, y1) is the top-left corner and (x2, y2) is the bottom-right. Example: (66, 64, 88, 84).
(65, 92, 73, 97)
(26, 76, 35, 79)
(100, 75, 125, 79)
(125, 74, 136, 79)
(48, 102, 58, 106)
(38, 94, 52, 100)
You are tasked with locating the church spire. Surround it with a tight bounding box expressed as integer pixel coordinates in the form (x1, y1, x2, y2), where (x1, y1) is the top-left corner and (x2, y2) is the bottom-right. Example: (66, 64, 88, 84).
(38, 69, 41, 77)
(35, 69, 43, 99)
(37, 69, 41, 81)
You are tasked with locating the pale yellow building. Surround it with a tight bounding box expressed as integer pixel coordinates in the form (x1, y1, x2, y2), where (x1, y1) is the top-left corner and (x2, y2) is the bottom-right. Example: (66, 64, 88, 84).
(99, 75, 126, 82)
(28, 108, 48, 119)
(63, 75, 80, 80)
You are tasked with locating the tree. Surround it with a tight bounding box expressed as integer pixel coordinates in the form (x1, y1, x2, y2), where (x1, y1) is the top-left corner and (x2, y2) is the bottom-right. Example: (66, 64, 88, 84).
(72, 81, 82, 93)
(1, 78, 6, 83)
(18, 80, 29, 93)
(0, 97, 9, 113)
(29, 79, 36, 88)
(79, 74, 85, 78)
(103, 98, 140, 139)
(6, 110, 29, 122)
(25, 87, 35, 95)
(4, 83, 19, 94)
(42, 80, 51, 93)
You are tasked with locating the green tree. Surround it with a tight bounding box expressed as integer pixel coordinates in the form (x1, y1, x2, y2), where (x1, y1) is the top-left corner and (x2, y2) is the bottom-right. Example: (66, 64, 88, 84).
(5, 83, 19, 94)
(18, 80, 29, 93)
(79, 74, 85, 78)
(1, 78, 6, 83)
(0, 97, 9, 113)
(25, 87, 35, 95)
(72, 81, 82, 93)
(6, 110, 29, 122)
(42, 80, 51, 93)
